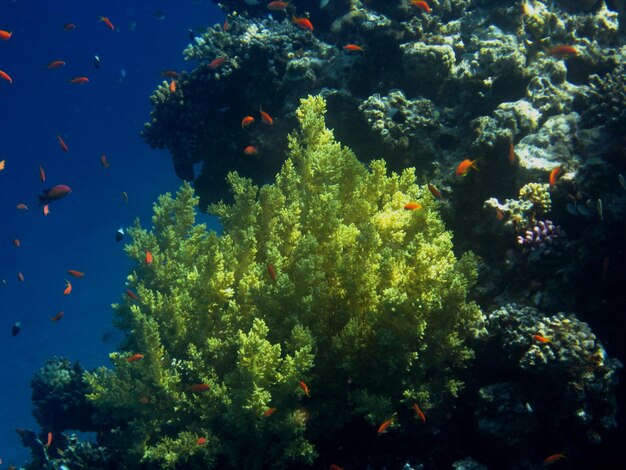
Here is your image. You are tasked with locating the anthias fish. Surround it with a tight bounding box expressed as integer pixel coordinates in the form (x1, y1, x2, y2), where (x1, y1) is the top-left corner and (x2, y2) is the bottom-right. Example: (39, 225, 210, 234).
(38, 185, 72, 205)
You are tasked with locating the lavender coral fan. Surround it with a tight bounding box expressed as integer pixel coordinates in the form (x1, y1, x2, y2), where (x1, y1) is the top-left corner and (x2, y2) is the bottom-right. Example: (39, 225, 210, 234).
(516, 220, 561, 254)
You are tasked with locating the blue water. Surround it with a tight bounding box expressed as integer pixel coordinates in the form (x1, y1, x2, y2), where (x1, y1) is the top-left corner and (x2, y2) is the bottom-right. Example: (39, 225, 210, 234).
(0, 1, 223, 466)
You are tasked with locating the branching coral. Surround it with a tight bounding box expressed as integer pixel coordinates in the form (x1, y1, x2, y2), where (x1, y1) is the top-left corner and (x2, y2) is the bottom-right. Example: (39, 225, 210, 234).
(86, 95, 484, 468)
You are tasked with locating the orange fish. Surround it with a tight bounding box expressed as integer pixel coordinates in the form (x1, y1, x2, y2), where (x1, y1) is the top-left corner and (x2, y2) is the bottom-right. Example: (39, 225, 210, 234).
(145, 251, 153, 265)
(343, 44, 364, 52)
(263, 407, 277, 417)
(222, 18, 230, 31)
(299, 380, 310, 397)
(0, 30, 12, 41)
(12, 239, 20, 247)
(50, 311, 65, 322)
(543, 452, 566, 464)
(509, 142, 516, 165)
(126, 289, 139, 301)
(0, 160, 4, 170)
(138, 396, 150, 404)
(427, 183, 442, 200)
(43, 204, 50, 216)
(67, 270, 85, 278)
(455, 158, 480, 176)
(100, 153, 110, 168)
(196, 437, 207, 445)
(548, 45, 578, 58)
(412, 403, 426, 423)
(267, 263, 277, 282)
(169, 80, 176, 93)
(57, 135, 69, 152)
(0, 70, 13, 84)
(329, 465, 344, 470)
(411, 0, 431, 13)
(45, 60, 66, 69)
(533, 334, 551, 344)
(99, 16, 115, 31)
(126, 353, 144, 363)
(45, 432, 52, 448)
(16, 204, 29, 210)
(39, 165, 46, 182)
(549, 166, 561, 186)
(68, 76, 89, 84)
(244, 145, 258, 155)
(377, 417, 394, 435)
(268, 1, 290, 10)
(208, 56, 226, 69)
(188, 383, 211, 392)
(260, 108, 273, 125)
(63, 23, 76, 31)
(18, 272, 24, 282)
(161, 70, 179, 79)
(292, 15, 313, 31)
(63, 280, 72, 296)
(241, 116, 255, 128)
(404, 202, 422, 210)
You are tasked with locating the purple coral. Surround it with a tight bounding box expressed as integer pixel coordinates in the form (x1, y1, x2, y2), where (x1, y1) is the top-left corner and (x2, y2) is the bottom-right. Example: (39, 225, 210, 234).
(516, 220, 560, 253)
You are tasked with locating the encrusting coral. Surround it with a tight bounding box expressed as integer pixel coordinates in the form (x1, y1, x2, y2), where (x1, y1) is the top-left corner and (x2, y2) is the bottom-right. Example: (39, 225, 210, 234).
(86, 95, 484, 469)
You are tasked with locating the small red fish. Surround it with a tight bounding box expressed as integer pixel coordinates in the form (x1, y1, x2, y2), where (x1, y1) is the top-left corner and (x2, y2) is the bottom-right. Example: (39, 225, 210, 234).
(196, 437, 207, 445)
(12, 239, 20, 247)
(0, 30, 12, 41)
(263, 407, 277, 417)
(0, 70, 13, 84)
(57, 135, 69, 152)
(411, 0, 431, 13)
(343, 44, 364, 52)
(268, 1, 290, 10)
(39, 165, 46, 182)
(145, 251, 153, 265)
(188, 383, 211, 392)
(43, 204, 50, 216)
(329, 465, 344, 470)
(260, 108, 273, 125)
(45, 432, 52, 448)
(267, 263, 277, 282)
(63, 23, 76, 31)
(509, 142, 516, 165)
(63, 280, 72, 296)
(299, 380, 310, 397)
(50, 311, 65, 322)
(548, 45, 578, 58)
(241, 116, 255, 128)
(126, 289, 140, 301)
(99, 16, 115, 31)
(244, 145, 258, 155)
(67, 270, 85, 278)
(427, 183, 442, 200)
(208, 56, 226, 69)
(455, 158, 480, 176)
(404, 202, 422, 210)
(39, 185, 71, 205)
(161, 70, 179, 79)
(543, 452, 566, 464)
(0, 160, 5, 171)
(496, 208, 504, 220)
(292, 15, 313, 31)
(68, 76, 89, 84)
(549, 166, 561, 186)
(46, 60, 66, 69)
(377, 417, 394, 435)
(100, 154, 110, 168)
(138, 396, 150, 404)
(412, 403, 426, 423)
(222, 18, 230, 31)
(169, 80, 176, 93)
(18, 272, 24, 282)
(533, 334, 551, 344)
(126, 353, 144, 363)
(16, 203, 29, 211)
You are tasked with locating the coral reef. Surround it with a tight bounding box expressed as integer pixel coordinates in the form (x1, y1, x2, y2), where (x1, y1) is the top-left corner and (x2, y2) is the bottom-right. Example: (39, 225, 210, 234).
(87, 96, 484, 468)
(486, 303, 621, 445)
(30, 357, 96, 434)
(516, 219, 561, 254)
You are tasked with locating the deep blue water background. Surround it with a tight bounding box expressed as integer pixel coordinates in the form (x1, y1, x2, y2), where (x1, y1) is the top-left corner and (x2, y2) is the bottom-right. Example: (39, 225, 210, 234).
(0, 1, 223, 465)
